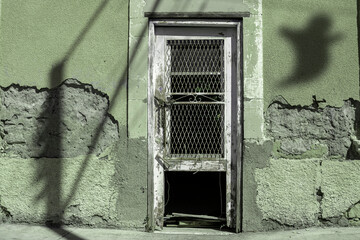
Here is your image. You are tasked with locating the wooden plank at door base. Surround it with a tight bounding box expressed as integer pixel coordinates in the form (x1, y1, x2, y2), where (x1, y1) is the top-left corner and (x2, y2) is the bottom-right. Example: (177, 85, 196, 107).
(164, 213, 226, 228)
(165, 160, 227, 171)
(171, 212, 226, 221)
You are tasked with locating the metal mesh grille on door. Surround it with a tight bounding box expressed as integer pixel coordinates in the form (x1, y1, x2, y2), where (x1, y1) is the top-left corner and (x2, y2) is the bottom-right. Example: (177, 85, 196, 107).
(165, 39, 225, 159)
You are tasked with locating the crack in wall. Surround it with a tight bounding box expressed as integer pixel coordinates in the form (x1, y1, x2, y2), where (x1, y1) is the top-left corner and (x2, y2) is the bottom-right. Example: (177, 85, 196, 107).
(262, 218, 295, 230)
(344, 200, 360, 225)
(316, 160, 324, 222)
(0, 197, 12, 222)
(258, 97, 360, 229)
(0, 205, 12, 219)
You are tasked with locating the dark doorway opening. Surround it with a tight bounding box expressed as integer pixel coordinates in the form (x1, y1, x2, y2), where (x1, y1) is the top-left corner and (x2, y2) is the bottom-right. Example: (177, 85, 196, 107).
(164, 171, 226, 228)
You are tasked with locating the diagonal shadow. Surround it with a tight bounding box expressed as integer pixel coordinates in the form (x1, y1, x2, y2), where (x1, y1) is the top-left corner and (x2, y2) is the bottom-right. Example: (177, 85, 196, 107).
(35, 1, 110, 240)
(278, 14, 343, 88)
(61, 0, 161, 212)
(49, 227, 86, 240)
(127, 0, 219, 131)
(35, 0, 162, 239)
(127, 0, 210, 127)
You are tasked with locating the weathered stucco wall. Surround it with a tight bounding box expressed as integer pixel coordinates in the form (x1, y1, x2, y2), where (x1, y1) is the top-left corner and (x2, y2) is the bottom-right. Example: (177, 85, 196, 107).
(0, 0, 128, 125)
(0, 79, 147, 228)
(243, 0, 264, 140)
(128, 0, 148, 139)
(243, 97, 360, 231)
(0, 79, 119, 158)
(243, 0, 360, 232)
(266, 97, 357, 158)
(1, 0, 360, 233)
(0, 0, 148, 229)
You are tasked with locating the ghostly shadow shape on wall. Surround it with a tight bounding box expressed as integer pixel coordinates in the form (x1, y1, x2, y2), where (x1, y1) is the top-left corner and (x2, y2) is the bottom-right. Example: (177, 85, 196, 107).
(279, 14, 343, 87)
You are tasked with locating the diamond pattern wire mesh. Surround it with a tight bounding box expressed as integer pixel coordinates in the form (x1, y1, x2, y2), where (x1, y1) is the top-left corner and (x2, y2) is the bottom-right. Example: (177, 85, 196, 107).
(166, 39, 224, 93)
(165, 39, 225, 159)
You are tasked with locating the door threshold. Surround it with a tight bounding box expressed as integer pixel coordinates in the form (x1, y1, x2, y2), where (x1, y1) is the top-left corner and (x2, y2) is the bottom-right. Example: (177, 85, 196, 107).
(166, 212, 226, 221)
(157, 227, 235, 235)
(164, 212, 228, 230)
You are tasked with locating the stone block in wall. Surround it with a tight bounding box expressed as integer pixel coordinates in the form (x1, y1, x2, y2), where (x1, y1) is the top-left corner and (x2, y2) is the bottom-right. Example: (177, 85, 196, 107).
(255, 158, 320, 227)
(0, 155, 118, 227)
(321, 160, 360, 220)
(265, 97, 357, 158)
(0, 79, 119, 158)
(0, 131, 147, 227)
(242, 140, 273, 231)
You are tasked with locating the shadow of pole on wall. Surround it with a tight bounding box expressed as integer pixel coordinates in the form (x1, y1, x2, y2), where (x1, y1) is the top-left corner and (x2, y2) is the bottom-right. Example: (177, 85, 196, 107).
(278, 14, 343, 88)
(35, 0, 109, 239)
(35, 61, 64, 226)
(60, 0, 161, 216)
(34, 0, 162, 238)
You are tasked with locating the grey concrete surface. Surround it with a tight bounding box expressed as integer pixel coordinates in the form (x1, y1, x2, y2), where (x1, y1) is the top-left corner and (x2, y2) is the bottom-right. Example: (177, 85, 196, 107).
(1, 224, 360, 240)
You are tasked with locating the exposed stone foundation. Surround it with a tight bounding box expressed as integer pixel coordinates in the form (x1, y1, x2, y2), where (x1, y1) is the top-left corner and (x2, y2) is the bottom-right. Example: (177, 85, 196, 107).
(265, 96, 359, 159)
(250, 96, 360, 230)
(0, 79, 119, 158)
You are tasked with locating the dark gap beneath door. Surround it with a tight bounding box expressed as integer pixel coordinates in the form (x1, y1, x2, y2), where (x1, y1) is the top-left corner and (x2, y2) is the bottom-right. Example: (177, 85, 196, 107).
(164, 171, 226, 228)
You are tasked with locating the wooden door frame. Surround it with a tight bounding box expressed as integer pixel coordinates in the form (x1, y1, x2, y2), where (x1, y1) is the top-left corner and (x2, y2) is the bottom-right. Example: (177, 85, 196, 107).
(147, 19, 243, 232)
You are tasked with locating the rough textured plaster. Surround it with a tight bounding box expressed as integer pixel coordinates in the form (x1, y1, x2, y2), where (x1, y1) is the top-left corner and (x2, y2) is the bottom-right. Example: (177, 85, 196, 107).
(0, 132, 147, 229)
(112, 128, 147, 226)
(242, 140, 272, 231)
(321, 160, 360, 219)
(0, 154, 118, 226)
(0, 0, 129, 126)
(0, 80, 147, 228)
(265, 97, 357, 158)
(255, 158, 321, 227)
(256, 96, 360, 229)
(0, 79, 119, 158)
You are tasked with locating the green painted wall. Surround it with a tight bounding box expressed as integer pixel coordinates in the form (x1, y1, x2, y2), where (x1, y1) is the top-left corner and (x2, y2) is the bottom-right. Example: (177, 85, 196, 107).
(0, 0, 150, 229)
(128, 0, 148, 138)
(246, 0, 360, 231)
(0, 0, 128, 125)
(1, 0, 360, 233)
(263, 0, 359, 107)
